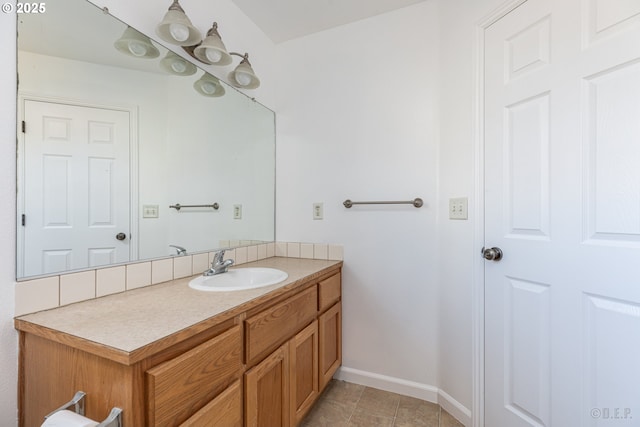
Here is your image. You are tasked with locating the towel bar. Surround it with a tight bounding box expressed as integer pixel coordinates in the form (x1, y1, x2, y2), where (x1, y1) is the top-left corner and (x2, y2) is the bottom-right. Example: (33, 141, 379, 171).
(343, 198, 423, 208)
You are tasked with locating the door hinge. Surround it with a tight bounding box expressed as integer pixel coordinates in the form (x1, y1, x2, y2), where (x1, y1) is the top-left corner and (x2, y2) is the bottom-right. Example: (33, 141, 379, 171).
(21, 214, 25, 226)
(21, 121, 25, 133)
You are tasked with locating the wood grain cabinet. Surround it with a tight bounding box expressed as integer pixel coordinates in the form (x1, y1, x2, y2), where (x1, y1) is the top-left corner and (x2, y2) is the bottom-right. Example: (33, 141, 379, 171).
(17, 266, 342, 427)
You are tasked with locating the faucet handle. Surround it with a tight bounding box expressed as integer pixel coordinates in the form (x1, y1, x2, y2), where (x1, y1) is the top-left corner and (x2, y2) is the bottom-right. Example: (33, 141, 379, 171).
(213, 249, 226, 264)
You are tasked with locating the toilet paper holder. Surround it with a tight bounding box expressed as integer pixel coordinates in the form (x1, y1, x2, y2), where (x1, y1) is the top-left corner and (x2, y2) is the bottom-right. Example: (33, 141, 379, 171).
(44, 391, 123, 427)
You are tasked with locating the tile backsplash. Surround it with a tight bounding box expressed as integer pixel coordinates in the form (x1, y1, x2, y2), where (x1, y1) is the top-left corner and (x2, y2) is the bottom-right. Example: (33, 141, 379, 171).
(14, 242, 343, 317)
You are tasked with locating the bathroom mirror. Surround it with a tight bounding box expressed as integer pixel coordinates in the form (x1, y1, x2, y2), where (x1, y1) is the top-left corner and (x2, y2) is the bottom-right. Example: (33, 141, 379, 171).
(16, 0, 275, 279)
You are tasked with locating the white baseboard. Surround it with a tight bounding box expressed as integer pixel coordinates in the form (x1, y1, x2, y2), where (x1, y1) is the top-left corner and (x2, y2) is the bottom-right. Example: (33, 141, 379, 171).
(335, 367, 471, 427)
(438, 388, 472, 427)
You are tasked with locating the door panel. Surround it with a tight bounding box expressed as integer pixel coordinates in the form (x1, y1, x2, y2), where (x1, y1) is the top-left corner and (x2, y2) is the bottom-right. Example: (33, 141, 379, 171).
(484, 0, 640, 425)
(22, 100, 130, 276)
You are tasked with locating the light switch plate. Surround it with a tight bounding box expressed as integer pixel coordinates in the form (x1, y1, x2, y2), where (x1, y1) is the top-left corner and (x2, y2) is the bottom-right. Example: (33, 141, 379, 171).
(449, 197, 468, 220)
(313, 203, 323, 220)
(233, 204, 242, 219)
(142, 204, 159, 218)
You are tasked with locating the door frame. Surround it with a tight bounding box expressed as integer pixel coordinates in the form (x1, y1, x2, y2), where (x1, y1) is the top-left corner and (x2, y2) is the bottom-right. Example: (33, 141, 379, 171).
(471, 1, 528, 426)
(16, 93, 139, 278)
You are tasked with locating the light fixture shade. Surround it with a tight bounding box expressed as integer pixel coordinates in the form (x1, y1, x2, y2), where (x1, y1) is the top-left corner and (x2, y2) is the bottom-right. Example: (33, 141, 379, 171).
(193, 23, 232, 66)
(156, 0, 201, 46)
(160, 51, 197, 76)
(193, 73, 225, 97)
(114, 26, 160, 59)
(228, 56, 260, 89)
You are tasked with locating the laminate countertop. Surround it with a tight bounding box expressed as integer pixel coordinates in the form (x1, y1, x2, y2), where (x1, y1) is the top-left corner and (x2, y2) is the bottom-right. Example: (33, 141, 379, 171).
(15, 257, 342, 365)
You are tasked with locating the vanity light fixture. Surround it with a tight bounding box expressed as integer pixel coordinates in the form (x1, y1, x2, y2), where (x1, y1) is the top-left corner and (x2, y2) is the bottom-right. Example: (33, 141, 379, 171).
(156, 1, 261, 89)
(160, 50, 197, 76)
(193, 72, 225, 97)
(114, 26, 160, 59)
(156, 0, 201, 46)
(228, 52, 260, 89)
(192, 22, 232, 66)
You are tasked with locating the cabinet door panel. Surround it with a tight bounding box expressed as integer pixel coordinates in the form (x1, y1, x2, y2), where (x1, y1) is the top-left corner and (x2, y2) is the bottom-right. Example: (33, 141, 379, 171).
(290, 320, 319, 426)
(319, 302, 342, 390)
(245, 343, 290, 427)
(180, 380, 242, 427)
(146, 325, 242, 426)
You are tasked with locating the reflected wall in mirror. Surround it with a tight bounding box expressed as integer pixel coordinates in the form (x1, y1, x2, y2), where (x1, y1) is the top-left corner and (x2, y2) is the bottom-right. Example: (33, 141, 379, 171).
(16, 0, 275, 279)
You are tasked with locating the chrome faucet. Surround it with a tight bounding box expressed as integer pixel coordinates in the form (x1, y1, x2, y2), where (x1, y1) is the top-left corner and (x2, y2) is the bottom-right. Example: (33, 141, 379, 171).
(169, 245, 187, 256)
(204, 249, 234, 276)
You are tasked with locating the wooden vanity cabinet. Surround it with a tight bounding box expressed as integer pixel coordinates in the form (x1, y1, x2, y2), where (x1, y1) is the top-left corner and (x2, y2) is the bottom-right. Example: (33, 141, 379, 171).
(17, 266, 342, 427)
(244, 271, 342, 427)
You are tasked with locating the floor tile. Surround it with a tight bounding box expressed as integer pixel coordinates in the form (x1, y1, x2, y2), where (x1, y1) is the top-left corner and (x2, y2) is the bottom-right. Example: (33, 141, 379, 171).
(355, 386, 401, 418)
(301, 380, 465, 427)
(440, 409, 464, 427)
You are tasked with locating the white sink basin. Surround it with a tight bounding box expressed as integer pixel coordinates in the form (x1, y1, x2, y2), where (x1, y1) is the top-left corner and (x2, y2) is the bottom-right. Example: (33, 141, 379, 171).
(188, 268, 288, 292)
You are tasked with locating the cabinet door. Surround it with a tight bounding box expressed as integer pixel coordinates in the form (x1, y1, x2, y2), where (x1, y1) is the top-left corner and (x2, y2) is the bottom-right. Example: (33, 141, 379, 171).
(318, 302, 342, 390)
(289, 320, 318, 426)
(146, 325, 242, 426)
(180, 380, 242, 427)
(245, 343, 290, 427)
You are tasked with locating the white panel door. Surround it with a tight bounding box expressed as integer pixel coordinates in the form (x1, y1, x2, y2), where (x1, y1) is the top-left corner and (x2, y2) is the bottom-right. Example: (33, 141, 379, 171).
(484, 0, 640, 425)
(22, 100, 131, 276)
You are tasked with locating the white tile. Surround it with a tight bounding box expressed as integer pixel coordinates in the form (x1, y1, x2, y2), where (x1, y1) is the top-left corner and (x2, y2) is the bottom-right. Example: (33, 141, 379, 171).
(218, 240, 230, 247)
(126, 262, 151, 290)
(314, 244, 329, 260)
(266, 242, 275, 258)
(235, 247, 248, 265)
(287, 242, 301, 258)
(173, 255, 193, 279)
(247, 245, 258, 262)
(229, 240, 241, 247)
(328, 245, 344, 261)
(151, 259, 173, 284)
(60, 270, 96, 306)
(275, 242, 287, 257)
(15, 276, 59, 316)
(300, 243, 314, 259)
(192, 253, 209, 274)
(257, 244, 267, 260)
(96, 266, 126, 297)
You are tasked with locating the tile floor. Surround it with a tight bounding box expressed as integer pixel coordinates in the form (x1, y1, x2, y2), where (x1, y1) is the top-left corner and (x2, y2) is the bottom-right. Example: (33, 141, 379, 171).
(301, 380, 464, 427)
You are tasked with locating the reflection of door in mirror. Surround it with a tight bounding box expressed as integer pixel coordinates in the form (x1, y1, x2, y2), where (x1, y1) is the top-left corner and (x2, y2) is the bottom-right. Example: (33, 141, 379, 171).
(20, 99, 131, 277)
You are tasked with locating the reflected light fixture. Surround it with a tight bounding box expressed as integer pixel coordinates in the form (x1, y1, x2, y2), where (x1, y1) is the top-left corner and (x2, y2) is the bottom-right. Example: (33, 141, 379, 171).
(160, 51, 197, 76)
(193, 22, 232, 66)
(156, 0, 201, 46)
(228, 53, 260, 89)
(114, 27, 160, 59)
(193, 73, 225, 97)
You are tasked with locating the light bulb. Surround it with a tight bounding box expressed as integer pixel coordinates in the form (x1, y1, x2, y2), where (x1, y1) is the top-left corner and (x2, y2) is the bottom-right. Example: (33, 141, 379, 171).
(171, 60, 187, 73)
(169, 23, 189, 42)
(201, 82, 217, 95)
(235, 72, 252, 87)
(128, 41, 148, 57)
(205, 48, 222, 64)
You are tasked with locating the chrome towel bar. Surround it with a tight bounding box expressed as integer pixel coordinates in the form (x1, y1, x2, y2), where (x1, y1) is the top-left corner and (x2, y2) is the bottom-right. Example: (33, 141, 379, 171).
(170, 202, 219, 211)
(343, 198, 423, 208)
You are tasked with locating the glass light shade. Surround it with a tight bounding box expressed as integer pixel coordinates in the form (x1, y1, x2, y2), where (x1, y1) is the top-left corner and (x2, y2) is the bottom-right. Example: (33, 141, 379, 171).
(156, 1, 201, 46)
(193, 73, 225, 97)
(193, 24, 232, 65)
(114, 27, 160, 59)
(228, 61, 260, 89)
(160, 51, 197, 76)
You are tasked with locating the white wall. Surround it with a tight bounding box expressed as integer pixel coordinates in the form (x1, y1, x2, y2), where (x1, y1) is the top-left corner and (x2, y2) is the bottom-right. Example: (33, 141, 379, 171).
(275, 0, 442, 401)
